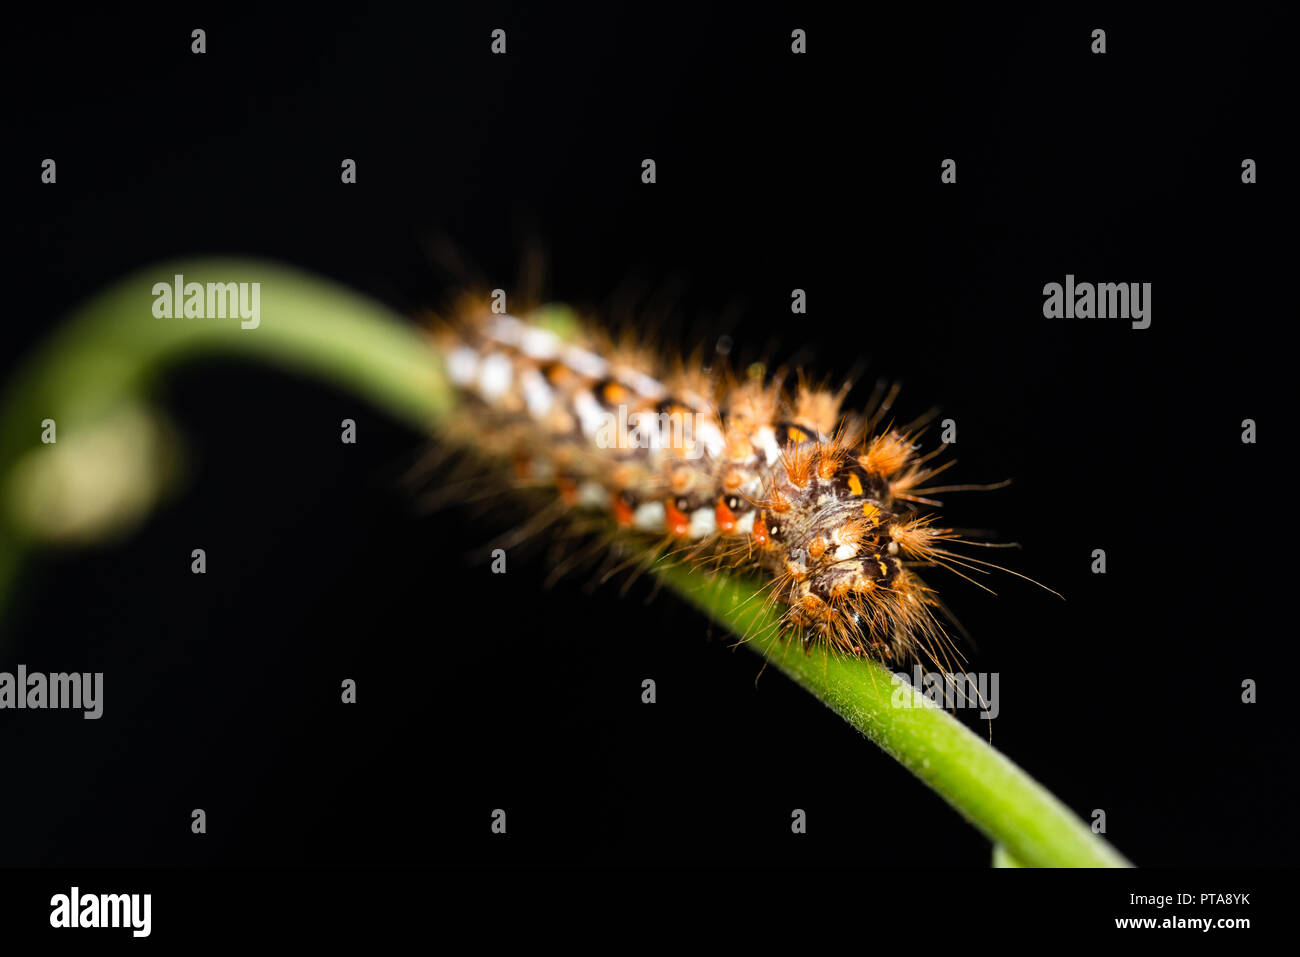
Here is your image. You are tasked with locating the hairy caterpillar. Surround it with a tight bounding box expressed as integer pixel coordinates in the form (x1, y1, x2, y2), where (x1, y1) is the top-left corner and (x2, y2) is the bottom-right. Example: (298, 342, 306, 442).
(430, 296, 1038, 667)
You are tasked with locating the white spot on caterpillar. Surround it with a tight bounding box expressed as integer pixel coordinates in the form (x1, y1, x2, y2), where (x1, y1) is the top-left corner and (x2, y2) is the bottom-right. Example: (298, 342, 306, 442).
(689, 507, 716, 539)
(487, 315, 562, 362)
(573, 391, 605, 436)
(484, 314, 525, 344)
(577, 482, 609, 509)
(615, 368, 667, 401)
(833, 544, 857, 562)
(753, 426, 780, 465)
(639, 415, 666, 452)
(447, 346, 480, 386)
(734, 511, 756, 535)
(633, 501, 666, 532)
(562, 346, 608, 379)
(520, 326, 560, 360)
(695, 420, 725, 460)
(477, 353, 513, 401)
(521, 369, 553, 418)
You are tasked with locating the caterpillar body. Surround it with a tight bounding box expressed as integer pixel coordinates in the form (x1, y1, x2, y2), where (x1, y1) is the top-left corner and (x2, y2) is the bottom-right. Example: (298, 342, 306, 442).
(434, 301, 1007, 666)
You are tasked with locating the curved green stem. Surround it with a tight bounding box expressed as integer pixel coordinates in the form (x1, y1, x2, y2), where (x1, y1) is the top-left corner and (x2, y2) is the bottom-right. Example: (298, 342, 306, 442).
(0, 258, 1130, 868)
(657, 561, 1130, 867)
(0, 259, 450, 608)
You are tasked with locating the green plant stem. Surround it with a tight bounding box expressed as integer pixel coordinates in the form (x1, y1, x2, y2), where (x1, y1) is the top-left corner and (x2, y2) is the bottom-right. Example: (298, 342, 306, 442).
(993, 844, 1026, 868)
(657, 562, 1129, 867)
(0, 259, 451, 607)
(0, 258, 1130, 867)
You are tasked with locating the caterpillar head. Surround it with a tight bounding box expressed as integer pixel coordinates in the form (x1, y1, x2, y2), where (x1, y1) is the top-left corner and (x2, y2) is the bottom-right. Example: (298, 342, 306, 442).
(755, 434, 941, 659)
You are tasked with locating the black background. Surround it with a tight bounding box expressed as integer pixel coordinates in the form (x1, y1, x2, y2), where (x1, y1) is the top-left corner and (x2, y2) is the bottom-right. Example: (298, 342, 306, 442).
(2, 4, 1293, 874)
